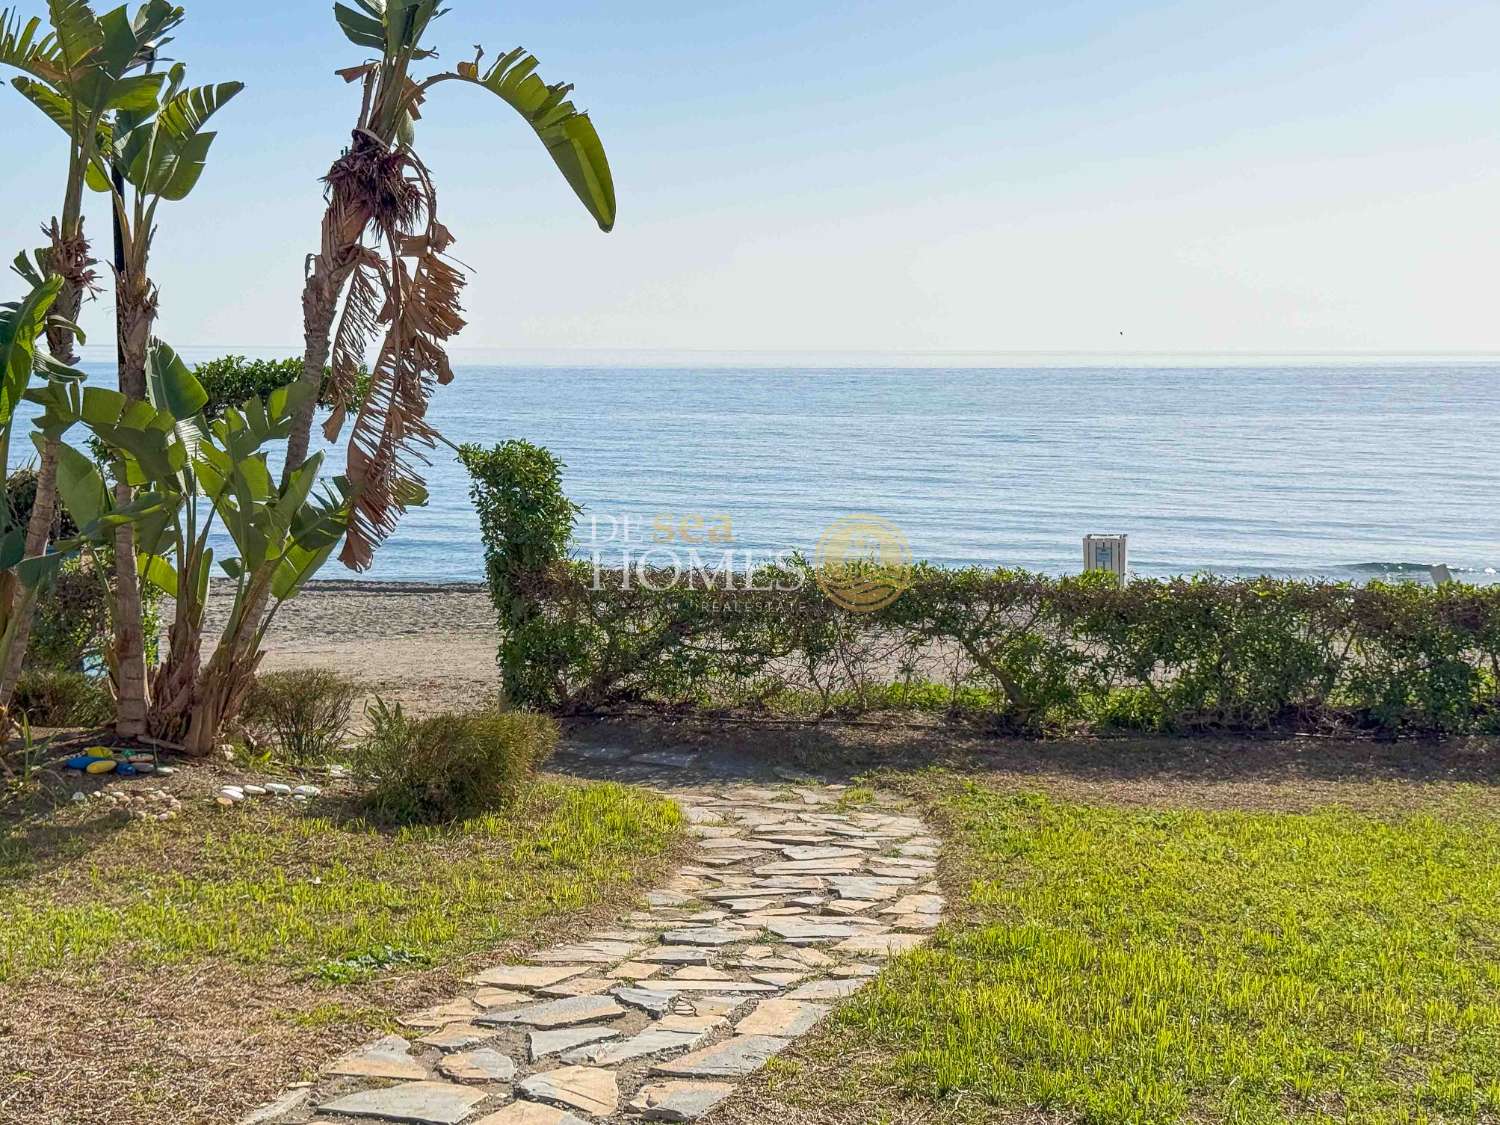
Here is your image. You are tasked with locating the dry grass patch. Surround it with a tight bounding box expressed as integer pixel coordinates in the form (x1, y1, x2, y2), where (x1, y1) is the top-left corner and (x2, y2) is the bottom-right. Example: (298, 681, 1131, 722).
(0, 776, 682, 1124)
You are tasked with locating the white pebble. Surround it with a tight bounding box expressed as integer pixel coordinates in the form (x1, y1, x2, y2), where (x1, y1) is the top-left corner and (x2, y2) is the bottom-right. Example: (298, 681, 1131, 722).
(292, 785, 320, 797)
(265, 783, 292, 796)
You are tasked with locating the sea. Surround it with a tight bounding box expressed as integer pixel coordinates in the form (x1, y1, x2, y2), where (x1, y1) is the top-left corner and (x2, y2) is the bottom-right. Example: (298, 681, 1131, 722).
(16, 353, 1500, 587)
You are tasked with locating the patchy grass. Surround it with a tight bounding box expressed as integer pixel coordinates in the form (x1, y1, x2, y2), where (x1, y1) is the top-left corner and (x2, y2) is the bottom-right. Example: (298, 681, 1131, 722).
(0, 776, 681, 1125)
(723, 773, 1500, 1125)
(0, 778, 679, 980)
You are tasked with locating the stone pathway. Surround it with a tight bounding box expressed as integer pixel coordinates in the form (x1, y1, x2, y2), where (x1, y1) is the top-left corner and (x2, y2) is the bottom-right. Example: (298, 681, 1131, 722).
(242, 756, 943, 1125)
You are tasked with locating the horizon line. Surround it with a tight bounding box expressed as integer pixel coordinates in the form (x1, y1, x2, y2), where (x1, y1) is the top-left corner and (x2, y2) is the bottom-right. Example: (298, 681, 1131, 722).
(75, 345, 1500, 359)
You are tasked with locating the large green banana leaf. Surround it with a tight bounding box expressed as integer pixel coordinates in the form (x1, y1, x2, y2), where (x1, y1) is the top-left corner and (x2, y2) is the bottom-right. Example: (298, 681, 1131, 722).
(446, 48, 614, 232)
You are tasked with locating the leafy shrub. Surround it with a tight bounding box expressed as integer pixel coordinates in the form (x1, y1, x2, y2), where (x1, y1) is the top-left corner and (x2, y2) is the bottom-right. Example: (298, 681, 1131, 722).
(10, 668, 113, 727)
(462, 440, 1500, 738)
(27, 561, 111, 672)
(193, 355, 370, 421)
(352, 699, 557, 824)
(458, 440, 580, 707)
(240, 670, 361, 764)
(6, 464, 79, 541)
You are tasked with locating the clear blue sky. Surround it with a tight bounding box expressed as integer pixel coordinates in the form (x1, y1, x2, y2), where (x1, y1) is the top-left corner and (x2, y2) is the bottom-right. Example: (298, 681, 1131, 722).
(2, 0, 1497, 355)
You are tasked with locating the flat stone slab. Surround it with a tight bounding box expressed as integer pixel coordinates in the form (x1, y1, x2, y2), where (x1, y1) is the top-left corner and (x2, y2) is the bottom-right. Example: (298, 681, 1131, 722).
(612, 987, 677, 1017)
(627, 1080, 736, 1121)
(650, 979, 779, 994)
(439, 1047, 516, 1084)
(780, 845, 865, 861)
(318, 1081, 488, 1124)
(695, 837, 780, 852)
(662, 926, 754, 946)
(400, 998, 487, 1029)
(471, 965, 591, 990)
(835, 932, 928, 956)
(754, 858, 865, 875)
(825, 877, 901, 901)
(474, 1102, 591, 1125)
(651, 1034, 792, 1078)
(894, 913, 940, 930)
(735, 998, 829, 1038)
(528, 1025, 621, 1062)
(824, 899, 876, 916)
(479, 994, 626, 1029)
(749, 876, 825, 891)
(670, 966, 734, 980)
(530, 940, 642, 964)
(657, 1012, 730, 1035)
(787, 977, 867, 1000)
(721, 897, 786, 912)
(561, 1027, 706, 1065)
(325, 1034, 429, 1080)
(418, 1023, 495, 1052)
(473, 988, 535, 1010)
(763, 918, 862, 941)
(639, 947, 715, 965)
(538, 976, 615, 997)
(882, 894, 944, 915)
(605, 960, 663, 980)
(519, 1065, 619, 1117)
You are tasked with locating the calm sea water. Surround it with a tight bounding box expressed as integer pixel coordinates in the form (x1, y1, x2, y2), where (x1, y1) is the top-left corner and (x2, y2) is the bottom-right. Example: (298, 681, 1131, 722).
(18, 359, 1500, 586)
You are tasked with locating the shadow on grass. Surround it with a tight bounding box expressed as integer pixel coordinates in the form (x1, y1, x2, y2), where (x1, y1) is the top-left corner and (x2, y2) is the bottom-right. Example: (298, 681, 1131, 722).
(0, 807, 132, 883)
(556, 713, 1500, 793)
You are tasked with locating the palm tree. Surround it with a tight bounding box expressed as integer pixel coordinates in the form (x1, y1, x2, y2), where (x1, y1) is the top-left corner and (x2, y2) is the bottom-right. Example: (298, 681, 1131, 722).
(0, 0, 183, 718)
(284, 0, 615, 570)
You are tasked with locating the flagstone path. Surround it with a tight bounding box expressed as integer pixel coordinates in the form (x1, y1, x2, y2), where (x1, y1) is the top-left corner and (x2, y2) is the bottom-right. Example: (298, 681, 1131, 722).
(241, 747, 943, 1125)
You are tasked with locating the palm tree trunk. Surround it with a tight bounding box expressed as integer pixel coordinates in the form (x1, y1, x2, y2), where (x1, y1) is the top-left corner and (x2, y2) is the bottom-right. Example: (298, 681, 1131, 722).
(112, 272, 155, 738)
(282, 267, 341, 484)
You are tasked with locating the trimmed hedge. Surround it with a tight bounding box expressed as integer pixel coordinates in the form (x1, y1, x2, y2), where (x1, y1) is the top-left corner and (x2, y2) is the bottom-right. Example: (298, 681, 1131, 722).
(464, 440, 1500, 738)
(191, 354, 370, 421)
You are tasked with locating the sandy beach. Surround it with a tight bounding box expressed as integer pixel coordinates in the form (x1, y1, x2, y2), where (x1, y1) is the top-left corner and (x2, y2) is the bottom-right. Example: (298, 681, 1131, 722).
(205, 581, 500, 716)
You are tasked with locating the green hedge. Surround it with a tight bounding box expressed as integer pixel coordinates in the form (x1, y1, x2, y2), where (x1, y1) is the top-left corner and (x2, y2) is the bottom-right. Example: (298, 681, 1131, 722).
(463, 440, 1500, 737)
(191, 355, 370, 421)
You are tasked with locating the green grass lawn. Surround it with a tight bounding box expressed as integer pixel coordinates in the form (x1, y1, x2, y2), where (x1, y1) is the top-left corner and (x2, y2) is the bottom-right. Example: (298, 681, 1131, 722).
(0, 778, 682, 981)
(741, 776, 1500, 1125)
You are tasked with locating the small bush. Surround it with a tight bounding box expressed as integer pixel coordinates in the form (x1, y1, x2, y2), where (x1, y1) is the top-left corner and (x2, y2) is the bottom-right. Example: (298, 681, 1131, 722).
(10, 669, 113, 728)
(241, 670, 360, 765)
(353, 700, 557, 824)
(6, 465, 79, 542)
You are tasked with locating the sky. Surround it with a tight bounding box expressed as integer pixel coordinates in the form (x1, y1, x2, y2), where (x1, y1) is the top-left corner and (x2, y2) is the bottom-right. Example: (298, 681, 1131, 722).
(1, 0, 1498, 358)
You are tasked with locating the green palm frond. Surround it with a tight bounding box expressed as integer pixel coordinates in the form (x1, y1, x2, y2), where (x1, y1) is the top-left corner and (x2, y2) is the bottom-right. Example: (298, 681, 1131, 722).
(440, 47, 615, 231)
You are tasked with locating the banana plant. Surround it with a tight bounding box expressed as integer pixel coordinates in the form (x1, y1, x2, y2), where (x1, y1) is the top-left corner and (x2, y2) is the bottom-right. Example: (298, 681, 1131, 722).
(0, 279, 171, 716)
(26, 341, 351, 751)
(89, 55, 241, 736)
(284, 0, 615, 575)
(0, 0, 184, 714)
(0, 278, 75, 686)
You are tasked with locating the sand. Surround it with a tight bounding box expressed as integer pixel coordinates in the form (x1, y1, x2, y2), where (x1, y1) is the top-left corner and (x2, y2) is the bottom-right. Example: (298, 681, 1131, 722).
(204, 580, 500, 716)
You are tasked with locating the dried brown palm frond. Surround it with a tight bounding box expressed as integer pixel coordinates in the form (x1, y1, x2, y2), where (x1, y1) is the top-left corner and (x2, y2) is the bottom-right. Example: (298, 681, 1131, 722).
(335, 149, 467, 570)
(322, 246, 386, 440)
